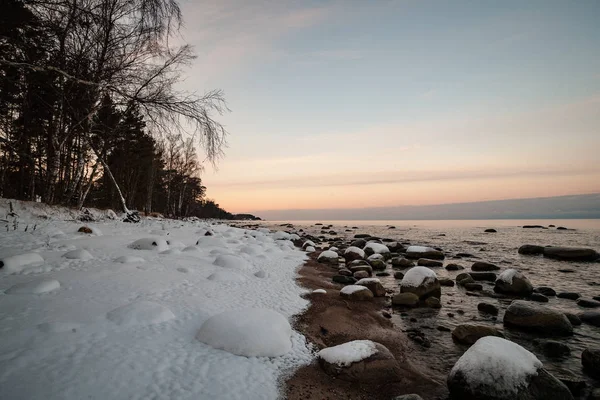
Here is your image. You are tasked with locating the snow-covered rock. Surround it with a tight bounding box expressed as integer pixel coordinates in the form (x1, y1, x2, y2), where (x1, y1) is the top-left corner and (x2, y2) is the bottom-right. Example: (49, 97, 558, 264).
(207, 270, 246, 282)
(0, 252, 44, 274)
(196, 308, 292, 357)
(340, 285, 373, 301)
(363, 242, 390, 256)
(313, 289, 326, 294)
(6, 279, 60, 294)
(494, 269, 533, 296)
(400, 267, 441, 300)
(106, 301, 175, 327)
(213, 254, 251, 270)
(272, 231, 291, 240)
(355, 278, 386, 297)
(405, 245, 444, 260)
(317, 250, 339, 264)
(302, 240, 316, 249)
(62, 249, 93, 260)
(114, 256, 145, 264)
(344, 246, 365, 262)
(447, 336, 572, 400)
(319, 340, 378, 367)
(305, 246, 316, 252)
(367, 253, 384, 261)
(129, 238, 169, 251)
(254, 270, 268, 279)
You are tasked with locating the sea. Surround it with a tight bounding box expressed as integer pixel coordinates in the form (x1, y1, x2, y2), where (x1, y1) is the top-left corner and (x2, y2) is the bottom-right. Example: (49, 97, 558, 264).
(255, 219, 600, 391)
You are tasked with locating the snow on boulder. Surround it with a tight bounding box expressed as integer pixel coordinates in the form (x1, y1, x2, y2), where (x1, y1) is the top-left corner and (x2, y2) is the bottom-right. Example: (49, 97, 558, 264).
(105, 209, 118, 220)
(494, 269, 533, 296)
(272, 231, 291, 240)
(364, 242, 390, 256)
(355, 278, 386, 297)
(6, 279, 60, 294)
(63, 249, 93, 260)
(447, 336, 573, 400)
(367, 254, 384, 261)
(340, 285, 374, 301)
(239, 244, 261, 255)
(196, 308, 292, 357)
(317, 250, 339, 264)
(400, 267, 441, 300)
(129, 238, 169, 251)
(305, 246, 316, 253)
(318, 340, 378, 367)
(289, 233, 300, 240)
(213, 254, 251, 270)
(344, 246, 365, 262)
(107, 300, 175, 327)
(114, 256, 145, 263)
(207, 270, 246, 282)
(303, 240, 316, 249)
(405, 245, 444, 260)
(313, 289, 326, 294)
(0, 253, 44, 274)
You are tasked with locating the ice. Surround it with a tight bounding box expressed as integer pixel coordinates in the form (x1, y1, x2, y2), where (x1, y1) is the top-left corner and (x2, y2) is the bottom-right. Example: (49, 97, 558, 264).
(196, 308, 292, 357)
(318, 340, 378, 367)
(401, 266, 437, 287)
(114, 256, 145, 263)
(106, 300, 176, 327)
(498, 268, 521, 284)
(449, 336, 542, 397)
(213, 254, 251, 270)
(62, 249, 93, 260)
(207, 270, 246, 282)
(37, 321, 82, 333)
(344, 246, 365, 258)
(340, 285, 371, 295)
(6, 279, 60, 294)
(313, 289, 326, 294)
(406, 245, 434, 253)
(317, 250, 338, 261)
(0, 252, 44, 274)
(129, 237, 169, 251)
(364, 242, 390, 254)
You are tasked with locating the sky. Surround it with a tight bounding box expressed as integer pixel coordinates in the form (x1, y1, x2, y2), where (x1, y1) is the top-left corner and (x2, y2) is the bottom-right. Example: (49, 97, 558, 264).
(177, 0, 600, 214)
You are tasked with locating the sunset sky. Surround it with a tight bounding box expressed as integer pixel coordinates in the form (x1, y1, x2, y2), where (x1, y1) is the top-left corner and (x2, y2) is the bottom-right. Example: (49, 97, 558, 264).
(179, 0, 600, 214)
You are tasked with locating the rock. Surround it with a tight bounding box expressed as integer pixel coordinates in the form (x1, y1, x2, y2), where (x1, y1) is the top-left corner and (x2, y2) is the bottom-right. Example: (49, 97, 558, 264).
(472, 261, 500, 271)
(580, 310, 600, 327)
(369, 259, 387, 271)
(503, 300, 573, 336)
(523, 225, 547, 229)
(332, 275, 357, 285)
(457, 252, 475, 257)
(77, 226, 93, 234)
(533, 339, 570, 357)
(558, 269, 575, 273)
(400, 267, 441, 300)
(556, 226, 568, 230)
(375, 272, 390, 277)
(338, 269, 353, 276)
(543, 247, 600, 262)
(529, 293, 549, 303)
(348, 259, 370, 267)
(394, 271, 404, 279)
(352, 270, 369, 279)
(494, 269, 533, 296)
(425, 297, 441, 308)
(344, 246, 365, 262)
(447, 336, 573, 400)
(518, 244, 545, 255)
(392, 292, 420, 307)
(452, 324, 504, 345)
(456, 273, 475, 285)
(594, 296, 600, 301)
(589, 388, 600, 400)
(340, 285, 374, 301)
(353, 234, 370, 239)
(391, 257, 414, 268)
(446, 263, 464, 271)
(484, 229, 497, 233)
(318, 341, 401, 383)
(439, 277, 455, 287)
(356, 278, 386, 297)
(577, 298, 600, 308)
(405, 246, 444, 260)
(470, 272, 497, 282)
(464, 283, 483, 291)
(349, 265, 373, 276)
(582, 348, 600, 378)
(392, 395, 423, 400)
(478, 302, 499, 316)
(557, 292, 580, 300)
(534, 287, 556, 296)
(564, 313, 582, 326)
(350, 239, 367, 248)
(557, 377, 587, 398)
(386, 242, 405, 253)
(417, 258, 443, 267)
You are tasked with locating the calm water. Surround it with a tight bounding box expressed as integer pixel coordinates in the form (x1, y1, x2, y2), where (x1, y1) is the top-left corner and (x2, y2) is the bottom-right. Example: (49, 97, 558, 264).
(257, 219, 600, 392)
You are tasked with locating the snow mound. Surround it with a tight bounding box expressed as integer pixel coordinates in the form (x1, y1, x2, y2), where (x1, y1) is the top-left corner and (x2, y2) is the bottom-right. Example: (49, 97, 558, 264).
(318, 340, 378, 367)
(329, 246, 339, 252)
(37, 321, 81, 333)
(498, 269, 521, 284)
(289, 233, 300, 240)
(303, 240, 316, 248)
(106, 300, 175, 327)
(182, 246, 200, 253)
(317, 250, 338, 260)
(401, 267, 437, 287)
(63, 249, 93, 260)
(114, 256, 145, 264)
(344, 246, 365, 258)
(196, 308, 292, 357)
(207, 270, 246, 282)
(272, 231, 291, 240)
(6, 279, 60, 294)
(239, 244, 261, 255)
(364, 243, 390, 254)
(305, 246, 316, 252)
(0, 253, 44, 274)
(149, 230, 169, 236)
(254, 270, 268, 278)
(406, 245, 434, 253)
(159, 248, 180, 255)
(449, 336, 542, 397)
(213, 254, 250, 270)
(129, 238, 169, 251)
(313, 289, 327, 294)
(196, 236, 228, 248)
(340, 285, 371, 295)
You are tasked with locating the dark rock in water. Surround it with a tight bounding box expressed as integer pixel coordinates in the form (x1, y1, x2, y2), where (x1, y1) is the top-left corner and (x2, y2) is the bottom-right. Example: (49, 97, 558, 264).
(556, 226, 568, 230)
(549, 224, 556, 228)
(518, 244, 545, 255)
(556, 377, 587, 398)
(356, 279, 386, 297)
(466, 291, 482, 297)
(452, 324, 504, 344)
(530, 293, 549, 303)
(391, 257, 414, 268)
(594, 296, 600, 301)
(388, 226, 396, 229)
(439, 278, 455, 287)
(382, 310, 392, 319)
(353, 271, 369, 279)
(534, 287, 556, 296)
(484, 228, 497, 233)
(523, 225, 547, 229)
(369, 259, 387, 271)
(533, 339, 571, 357)
(392, 395, 424, 400)
(446, 263, 464, 271)
(470, 272, 497, 282)
(394, 271, 404, 279)
(417, 258, 443, 267)
(392, 292, 419, 307)
(375, 272, 390, 277)
(472, 261, 500, 271)
(456, 252, 475, 257)
(405, 247, 445, 260)
(350, 239, 367, 248)
(564, 313, 582, 326)
(582, 348, 600, 378)
(558, 269, 575, 273)
(447, 337, 574, 400)
(349, 265, 373, 276)
(464, 283, 483, 291)
(332, 275, 357, 285)
(425, 297, 441, 308)
(543, 247, 600, 262)
(353, 233, 370, 239)
(577, 298, 600, 308)
(437, 326, 451, 332)
(478, 302, 499, 315)
(386, 242, 405, 253)
(580, 311, 600, 327)
(494, 270, 533, 296)
(557, 292, 580, 300)
(338, 269, 353, 276)
(406, 329, 431, 348)
(456, 273, 475, 286)
(349, 259, 370, 267)
(504, 300, 573, 336)
(589, 388, 600, 400)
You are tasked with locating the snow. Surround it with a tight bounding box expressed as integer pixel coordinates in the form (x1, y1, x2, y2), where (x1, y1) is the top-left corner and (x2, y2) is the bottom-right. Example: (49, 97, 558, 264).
(448, 336, 542, 397)
(313, 289, 326, 294)
(318, 340, 378, 367)
(0, 200, 312, 400)
(196, 308, 293, 357)
(272, 231, 291, 240)
(6, 279, 60, 294)
(401, 266, 437, 287)
(0, 252, 44, 274)
(303, 240, 316, 248)
(364, 242, 390, 254)
(114, 255, 145, 263)
(62, 249, 93, 260)
(305, 246, 316, 252)
(129, 237, 169, 251)
(213, 254, 251, 270)
(207, 270, 246, 282)
(367, 253, 384, 261)
(498, 268, 521, 284)
(355, 278, 381, 285)
(344, 246, 365, 258)
(406, 245, 434, 253)
(329, 246, 339, 252)
(317, 250, 338, 260)
(340, 285, 371, 295)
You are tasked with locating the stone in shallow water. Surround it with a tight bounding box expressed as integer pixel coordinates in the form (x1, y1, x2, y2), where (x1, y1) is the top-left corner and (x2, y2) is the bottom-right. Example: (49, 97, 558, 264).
(503, 300, 573, 336)
(577, 298, 600, 308)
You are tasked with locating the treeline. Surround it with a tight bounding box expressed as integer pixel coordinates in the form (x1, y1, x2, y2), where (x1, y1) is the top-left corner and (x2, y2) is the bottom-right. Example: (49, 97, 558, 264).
(0, 0, 232, 219)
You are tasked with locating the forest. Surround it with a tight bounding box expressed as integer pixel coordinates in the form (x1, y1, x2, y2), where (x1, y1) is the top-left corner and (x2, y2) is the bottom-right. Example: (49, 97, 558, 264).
(0, 0, 244, 220)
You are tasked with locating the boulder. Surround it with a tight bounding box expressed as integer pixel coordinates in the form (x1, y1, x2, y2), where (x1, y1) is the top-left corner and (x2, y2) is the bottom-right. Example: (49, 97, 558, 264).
(438, 277, 455, 287)
(456, 273, 475, 286)
(533, 339, 570, 357)
(350, 239, 367, 248)
(564, 313, 582, 326)
(577, 298, 600, 308)
(393, 271, 404, 279)
(529, 293, 549, 303)
(503, 300, 573, 336)
(332, 275, 357, 285)
(356, 278, 386, 297)
(353, 270, 369, 279)
(518, 245, 545, 255)
(472, 261, 500, 271)
(446, 263, 464, 271)
(417, 258, 443, 267)
(534, 287, 556, 297)
(349, 265, 373, 276)
(363, 242, 390, 257)
(391, 257, 414, 268)
(386, 242, 405, 253)
(425, 297, 441, 308)
(338, 269, 353, 276)
(77, 226, 93, 234)
(400, 267, 441, 300)
(478, 302, 499, 316)
(484, 229, 497, 233)
(557, 292, 580, 300)
(317, 250, 339, 264)
(464, 283, 483, 291)
(543, 247, 600, 262)
(494, 269, 533, 296)
(369, 259, 387, 271)
(340, 285, 374, 301)
(447, 336, 574, 400)
(405, 246, 444, 260)
(582, 348, 600, 378)
(348, 259, 370, 267)
(392, 292, 419, 307)
(344, 246, 365, 262)
(470, 272, 497, 282)
(580, 310, 600, 327)
(452, 324, 504, 345)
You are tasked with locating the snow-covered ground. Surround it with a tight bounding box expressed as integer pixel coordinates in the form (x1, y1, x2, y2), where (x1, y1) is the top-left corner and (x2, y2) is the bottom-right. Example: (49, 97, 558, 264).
(0, 200, 313, 399)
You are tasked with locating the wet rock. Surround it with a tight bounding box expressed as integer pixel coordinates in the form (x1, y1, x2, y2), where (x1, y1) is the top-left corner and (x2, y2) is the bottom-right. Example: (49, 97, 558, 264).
(533, 339, 571, 357)
(543, 247, 600, 262)
(356, 278, 386, 297)
(556, 377, 587, 398)
(534, 287, 556, 296)
(518, 244, 545, 255)
(558, 269, 575, 273)
(405, 246, 445, 260)
(400, 267, 441, 300)
(457, 252, 476, 257)
(577, 298, 600, 308)
(349, 265, 373, 276)
(446, 263, 464, 271)
(452, 324, 504, 345)
(353, 234, 370, 239)
(594, 296, 600, 301)
(425, 297, 441, 308)
(478, 302, 499, 316)
(369, 259, 387, 271)
(470, 272, 497, 282)
(564, 313, 582, 326)
(77, 226, 93, 234)
(437, 326, 451, 332)
(340, 285, 374, 301)
(523, 225, 547, 229)
(529, 293, 549, 303)
(344, 246, 365, 262)
(590, 389, 600, 400)
(392, 394, 424, 400)
(557, 292, 580, 300)
(582, 348, 600, 378)
(338, 269, 353, 276)
(394, 271, 404, 279)
(392, 292, 419, 307)
(466, 291, 482, 297)
(353, 270, 369, 279)
(348, 259, 370, 267)
(472, 261, 500, 271)
(494, 269, 533, 296)
(456, 273, 475, 285)
(438, 277, 455, 287)
(391, 257, 414, 268)
(406, 329, 431, 348)
(332, 275, 357, 285)
(386, 242, 405, 253)
(484, 228, 497, 233)
(504, 300, 573, 336)
(464, 283, 483, 291)
(375, 272, 390, 277)
(417, 258, 443, 267)
(382, 310, 392, 319)
(580, 311, 600, 327)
